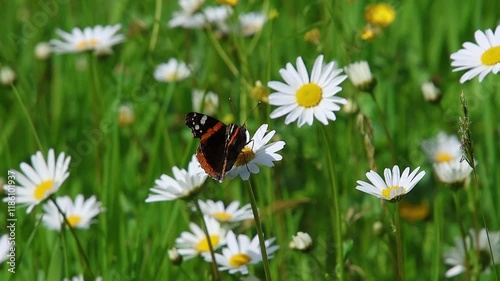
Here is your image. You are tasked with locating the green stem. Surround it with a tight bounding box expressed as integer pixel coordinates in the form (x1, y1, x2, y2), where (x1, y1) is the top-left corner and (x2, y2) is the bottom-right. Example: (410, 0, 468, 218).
(206, 27, 239, 77)
(12, 85, 43, 151)
(432, 192, 443, 281)
(320, 126, 344, 280)
(88, 54, 103, 182)
(49, 197, 95, 279)
(452, 192, 471, 281)
(149, 0, 162, 54)
(394, 202, 404, 281)
(193, 199, 220, 281)
(371, 95, 396, 164)
(246, 180, 272, 281)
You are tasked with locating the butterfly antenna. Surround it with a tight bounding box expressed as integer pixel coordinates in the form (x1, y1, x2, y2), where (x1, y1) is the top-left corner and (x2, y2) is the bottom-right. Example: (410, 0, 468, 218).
(241, 101, 262, 125)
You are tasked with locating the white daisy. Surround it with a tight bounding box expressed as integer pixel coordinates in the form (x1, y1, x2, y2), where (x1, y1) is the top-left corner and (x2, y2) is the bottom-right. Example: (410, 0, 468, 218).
(433, 158, 474, 185)
(192, 89, 219, 115)
(154, 58, 192, 82)
(198, 199, 253, 224)
(268, 55, 348, 127)
(444, 229, 500, 278)
(451, 25, 500, 84)
(421, 132, 462, 164)
(50, 24, 125, 54)
(41, 195, 102, 231)
(226, 124, 285, 180)
(0, 66, 16, 85)
(239, 12, 267, 37)
(178, 0, 205, 14)
(208, 230, 279, 275)
(168, 11, 206, 29)
(421, 81, 441, 102)
(0, 234, 9, 264)
(356, 165, 426, 202)
(344, 61, 376, 91)
(2, 149, 71, 214)
(175, 216, 226, 259)
(35, 42, 52, 60)
(289, 231, 313, 252)
(63, 275, 103, 281)
(145, 155, 207, 202)
(203, 6, 232, 24)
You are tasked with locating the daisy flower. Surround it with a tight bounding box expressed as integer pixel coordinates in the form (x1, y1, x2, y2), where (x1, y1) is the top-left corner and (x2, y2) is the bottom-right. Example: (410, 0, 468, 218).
(168, 0, 206, 29)
(3, 149, 71, 214)
(289, 231, 313, 252)
(145, 155, 207, 202)
(203, 6, 232, 24)
(344, 61, 376, 91)
(239, 12, 267, 36)
(50, 24, 125, 54)
(0, 66, 16, 86)
(41, 195, 103, 231)
(444, 229, 500, 278)
(0, 234, 9, 264)
(451, 25, 500, 83)
(268, 55, 348, 127)
(208, 230, 279, 275)
(433, 158, 474, 186)
(421, 132, 462, 164)
(226, 124, 285, 180)
(356, 165, 426, 202)
(175, 216, 227, 259)
(198, 199, 253, 225)
(421, 81, 441, 102)
(192, 89, 219, 115)
(154, 58, 192, 82)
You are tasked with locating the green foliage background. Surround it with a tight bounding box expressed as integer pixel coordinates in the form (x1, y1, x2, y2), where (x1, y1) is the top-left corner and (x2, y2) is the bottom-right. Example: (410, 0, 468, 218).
(1, 0, 499, 280)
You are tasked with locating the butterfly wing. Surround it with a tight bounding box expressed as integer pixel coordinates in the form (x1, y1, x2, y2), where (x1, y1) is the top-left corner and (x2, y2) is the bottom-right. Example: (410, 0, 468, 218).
(185, 112, 227, 181)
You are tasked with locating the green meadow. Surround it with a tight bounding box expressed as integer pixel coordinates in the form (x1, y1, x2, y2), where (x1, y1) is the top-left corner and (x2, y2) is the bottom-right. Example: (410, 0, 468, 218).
(1, 0, 500, 280)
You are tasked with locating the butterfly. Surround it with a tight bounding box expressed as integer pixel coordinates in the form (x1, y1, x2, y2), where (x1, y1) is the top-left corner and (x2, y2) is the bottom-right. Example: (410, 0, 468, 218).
(185, 112, 247, 182)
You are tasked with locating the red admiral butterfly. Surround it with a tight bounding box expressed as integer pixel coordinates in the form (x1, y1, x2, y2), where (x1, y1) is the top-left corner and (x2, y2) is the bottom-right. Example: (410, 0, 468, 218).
(185, 112, 247, 182)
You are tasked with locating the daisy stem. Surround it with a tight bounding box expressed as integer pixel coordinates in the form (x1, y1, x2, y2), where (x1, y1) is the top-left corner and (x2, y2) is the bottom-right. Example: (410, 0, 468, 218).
(371, 95, 396, 164)
(246, 180, 272, 281)
(206, 26, 240, 78)
(49, 197, 95, 280)
(148, 0, 162, 53)
(88, 54, 103, 182)
(394, 202, 404, 281)
(11, 85, 44, 151)
(452, 192, 471, 281)
(320, 126, 344, 280)
(193, 199, 221, 281)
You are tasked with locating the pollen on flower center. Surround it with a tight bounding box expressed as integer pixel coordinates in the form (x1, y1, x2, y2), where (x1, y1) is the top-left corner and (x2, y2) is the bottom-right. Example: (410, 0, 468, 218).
(481, 46, 500, 66)
(34, 180, 55, 200)
(67, 215, 82, 227)
(196, 235, 220, 252)
(296, 83, 322, 108)
(212, 212, 233, 222)
(435, 152, 453, 163)
(381, 185, 405, 200)
(229, 253, 251, 267)
(234, 146, 255, 167)
(166, 72, 179, 81)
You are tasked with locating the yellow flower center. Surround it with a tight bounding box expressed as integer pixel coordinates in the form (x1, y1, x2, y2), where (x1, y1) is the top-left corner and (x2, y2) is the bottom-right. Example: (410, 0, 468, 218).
(216, 0, 239, 6)
(365, 3, 396, 28)
(212, 212, 233, 222)
(229, 253, 251, 267)
(166, 72, 181, 81)
(196, 235, 220, 252)
(435, 152, 453, 163)
(67, 215, 82, 227)
(234, 146, 256, 167)
(296, 83, 322, 108)
(480, 46, 500, 66)
(34, 180, 55, 200)
(381, 185, 406, 201)
(76, 39, 98, 50)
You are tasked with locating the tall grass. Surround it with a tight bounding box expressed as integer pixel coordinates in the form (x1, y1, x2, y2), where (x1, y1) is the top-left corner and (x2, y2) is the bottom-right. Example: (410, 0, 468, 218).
(1, 0, 499, 280)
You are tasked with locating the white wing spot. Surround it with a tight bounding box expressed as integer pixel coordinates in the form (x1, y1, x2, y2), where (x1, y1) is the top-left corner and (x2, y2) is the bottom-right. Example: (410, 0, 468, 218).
(200, 115, 208, 125)
(195, 125, 200, 130)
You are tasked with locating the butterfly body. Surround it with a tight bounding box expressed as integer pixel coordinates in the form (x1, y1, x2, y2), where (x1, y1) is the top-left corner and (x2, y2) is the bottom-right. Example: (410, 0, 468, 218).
(185, 112, 247, 182)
